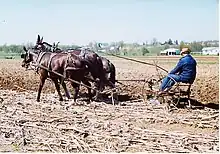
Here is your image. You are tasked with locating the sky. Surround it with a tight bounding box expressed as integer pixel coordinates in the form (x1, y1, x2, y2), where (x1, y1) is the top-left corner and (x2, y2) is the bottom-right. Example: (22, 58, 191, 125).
(0, 0, 218, 45)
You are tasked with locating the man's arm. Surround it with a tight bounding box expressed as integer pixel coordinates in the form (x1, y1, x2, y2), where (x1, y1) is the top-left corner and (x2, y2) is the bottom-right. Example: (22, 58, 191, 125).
(169, 60, 183, 74)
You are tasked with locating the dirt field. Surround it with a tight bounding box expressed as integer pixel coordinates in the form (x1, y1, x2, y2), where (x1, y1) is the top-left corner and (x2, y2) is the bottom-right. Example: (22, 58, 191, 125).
(0, 56, 219, 153)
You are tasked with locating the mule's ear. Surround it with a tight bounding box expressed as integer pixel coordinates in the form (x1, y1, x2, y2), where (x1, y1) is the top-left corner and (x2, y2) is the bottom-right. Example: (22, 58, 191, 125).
(23, 46, 28, 52)
(40, 37, 43, 43)
(56, 42, 60, 47)
(53, 42, 55, 47)
(37, 35, 40, 43)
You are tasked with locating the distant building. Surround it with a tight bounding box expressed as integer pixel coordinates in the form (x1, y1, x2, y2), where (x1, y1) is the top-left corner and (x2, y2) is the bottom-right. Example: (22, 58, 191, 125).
(160, 48, 180, 56)
(97, 43, 109, 52)
(202, 47, 219, 55)
(97, 42, 120, 53)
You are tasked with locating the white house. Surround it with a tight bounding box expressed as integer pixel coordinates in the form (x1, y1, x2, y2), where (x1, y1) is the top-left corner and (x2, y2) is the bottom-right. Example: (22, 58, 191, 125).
(160, 48, 180, 56)
(202, 47, 219, 55)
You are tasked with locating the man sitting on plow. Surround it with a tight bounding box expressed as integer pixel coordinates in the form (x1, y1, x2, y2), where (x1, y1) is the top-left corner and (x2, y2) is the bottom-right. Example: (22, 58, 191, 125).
(158, 47, 197, 95)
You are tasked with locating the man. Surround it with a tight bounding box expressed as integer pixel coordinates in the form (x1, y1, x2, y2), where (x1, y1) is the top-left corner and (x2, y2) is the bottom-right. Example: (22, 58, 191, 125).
(159, 47, 197, 94)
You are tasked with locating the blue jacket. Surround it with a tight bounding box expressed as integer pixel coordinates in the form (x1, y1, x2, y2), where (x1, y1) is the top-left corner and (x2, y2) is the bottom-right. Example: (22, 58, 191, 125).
(169, 54, 197, 84)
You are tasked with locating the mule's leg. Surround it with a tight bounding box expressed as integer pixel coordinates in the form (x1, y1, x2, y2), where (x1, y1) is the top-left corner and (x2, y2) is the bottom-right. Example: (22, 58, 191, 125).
(108, 80, 116, 88)
(37, 75, 46, 102)
(92, 78, 101, 101)
(93, 89, 99, 101)
(60, 79, 71, 99)
(52, 78, 63, 101)
(71, 82, 79, 102)
(83, 81, 92, 101)
(65, 82, 79, 110)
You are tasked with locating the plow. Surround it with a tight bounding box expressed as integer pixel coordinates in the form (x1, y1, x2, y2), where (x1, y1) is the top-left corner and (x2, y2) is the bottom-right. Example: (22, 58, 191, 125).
(97, 51, 206, 110)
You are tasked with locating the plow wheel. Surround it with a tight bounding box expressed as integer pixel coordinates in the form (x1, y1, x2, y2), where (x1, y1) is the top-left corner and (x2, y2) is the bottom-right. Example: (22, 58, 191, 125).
(141, 79, 151, 103)
(140, 73, 183, 111)
(156, 81, 195, 111)
(163, 92, 180, 111)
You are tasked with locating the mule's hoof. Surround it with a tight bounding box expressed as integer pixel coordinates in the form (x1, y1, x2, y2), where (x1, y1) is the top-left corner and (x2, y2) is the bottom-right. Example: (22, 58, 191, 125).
(67, 96, 71, 99)
(65, 94, 71, 99)
(37, 99, 40, 102)
(65, 105, 70, 110)
(0, 97, 3, 103)
(86, 98, 92, 104)
(59, 98, 64, 101)
(92, 96, 98, 101)
(65, 105, 72, 111)
(186, 105, 192, 109)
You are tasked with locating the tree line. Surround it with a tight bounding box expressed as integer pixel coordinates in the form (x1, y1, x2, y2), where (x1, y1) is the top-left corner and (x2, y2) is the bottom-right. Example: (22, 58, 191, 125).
(0, 43, 80, 54)
(0, 38, 218, 56)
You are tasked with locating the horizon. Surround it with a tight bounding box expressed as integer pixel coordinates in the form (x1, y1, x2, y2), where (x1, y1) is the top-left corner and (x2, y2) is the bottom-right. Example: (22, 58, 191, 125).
(0, 0, 218, 46)
(0, 39, 218, 46)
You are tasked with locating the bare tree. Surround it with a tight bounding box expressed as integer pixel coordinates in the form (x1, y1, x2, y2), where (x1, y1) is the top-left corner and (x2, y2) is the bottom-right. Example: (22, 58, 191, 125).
(118, 41, 124, 49)
(151, 38, 158, 46)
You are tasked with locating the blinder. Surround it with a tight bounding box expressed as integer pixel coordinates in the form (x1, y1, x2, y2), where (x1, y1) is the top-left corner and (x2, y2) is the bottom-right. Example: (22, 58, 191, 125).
(21, 53, 25, 59)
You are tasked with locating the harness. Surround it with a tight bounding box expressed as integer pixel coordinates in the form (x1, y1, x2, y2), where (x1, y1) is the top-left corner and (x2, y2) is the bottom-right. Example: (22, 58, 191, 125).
(29, 51, 47, 73)
(30, 51, 57, 75)
(47, 53, 58, 70)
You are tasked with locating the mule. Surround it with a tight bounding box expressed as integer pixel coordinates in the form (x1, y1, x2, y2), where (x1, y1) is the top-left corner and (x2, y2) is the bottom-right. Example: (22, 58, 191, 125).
(50, 45, 116, 89)
(21, 47, 92, 102)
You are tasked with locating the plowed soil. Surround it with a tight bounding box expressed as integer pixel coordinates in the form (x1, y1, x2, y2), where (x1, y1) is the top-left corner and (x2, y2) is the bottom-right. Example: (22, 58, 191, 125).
(0, 56, 219, 153)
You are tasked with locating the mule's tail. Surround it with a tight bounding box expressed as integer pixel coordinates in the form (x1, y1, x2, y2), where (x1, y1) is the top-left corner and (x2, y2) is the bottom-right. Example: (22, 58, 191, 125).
(109, 63, 116, 85)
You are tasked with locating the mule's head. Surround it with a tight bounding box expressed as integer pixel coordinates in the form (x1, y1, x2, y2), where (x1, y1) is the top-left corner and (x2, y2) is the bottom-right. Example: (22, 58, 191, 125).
(66, 54, 87, 71)
(80, 52, 106, 91)
(21, 46, 38, 68)
(34, 34, 52, 52)
(65, 54, 88, 80)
